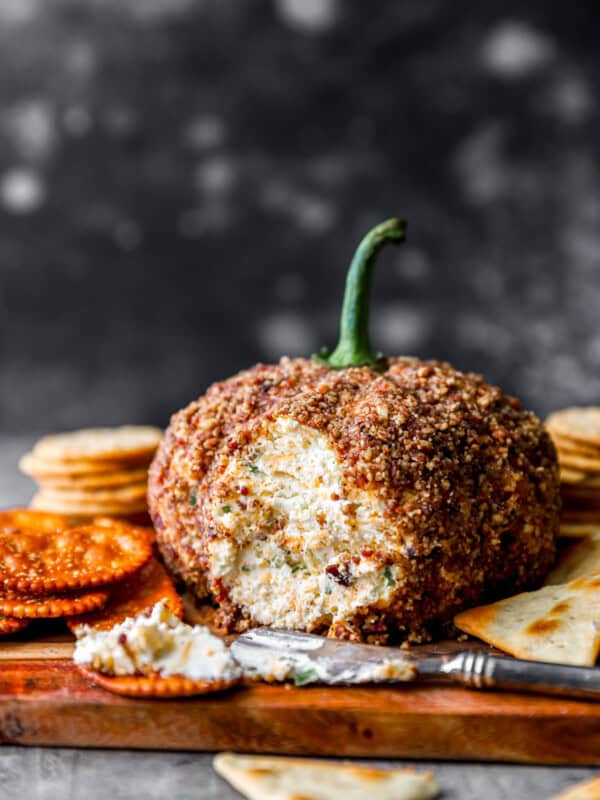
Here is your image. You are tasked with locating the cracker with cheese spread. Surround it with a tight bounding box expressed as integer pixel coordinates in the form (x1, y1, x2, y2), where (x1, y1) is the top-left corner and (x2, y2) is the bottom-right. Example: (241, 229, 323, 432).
(78, 668, 240, 698)
(73, 599, 242, 697)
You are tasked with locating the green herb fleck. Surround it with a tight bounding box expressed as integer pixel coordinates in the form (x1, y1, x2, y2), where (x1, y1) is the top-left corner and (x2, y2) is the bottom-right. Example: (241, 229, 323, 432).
(291, 564, 304, 574)
(241, 566, 251, 573)
(294, 668, 318, 687)
(242, 461, 259, 474)
(221, 504, 232, 513)
(189, 492, 197, 507)
(266, 518, 276, 528)
(383, 566, 394, 586)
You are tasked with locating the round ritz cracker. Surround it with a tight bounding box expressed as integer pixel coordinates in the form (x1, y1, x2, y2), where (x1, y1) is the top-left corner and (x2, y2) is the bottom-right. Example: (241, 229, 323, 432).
(36, 468, 150, 491)
(34, 482, 148, 504)
(31, 426, 162, 464)
(554, 450, 600, 474)
(559, 466, 598, 485)
(20, 452, 146, 479)
(560, 487, 600, 505)
(560, 480, 600, 496)
(559, 522, 600, 538)
(561, 508, 600, 525)
(92, 517, 156, 546)
(560, 507, 600, 520)
(0, 521, 152, 594)
(0, 509, 71, 535)
(547, 407, 600, 448)
(0, 615, 29, 635)
(77, 666, 241, 698)
(0, 586, 109, 619)
(553, 435, 600, 458)
(32, 483, 148, 514)
(30, 492, 148, 517)
(560, 506, 600, 520)
(67, 557, 182, 633)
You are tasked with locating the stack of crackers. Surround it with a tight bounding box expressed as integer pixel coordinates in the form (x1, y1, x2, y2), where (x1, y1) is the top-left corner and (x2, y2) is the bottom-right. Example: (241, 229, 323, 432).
(546, 408, 600, 534)
(452, 406, 600, 666)
(0, 509, 244, 699)
(19, 426, 162, 523)
(0, 510, 156, 636)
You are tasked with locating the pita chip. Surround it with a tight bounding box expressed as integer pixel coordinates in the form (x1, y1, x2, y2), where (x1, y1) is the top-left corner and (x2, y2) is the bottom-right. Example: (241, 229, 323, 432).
(550, 775, 600, 799)
(213, 753, 439, 800)
(546, 536, 600, 586)
(454, 576, 600, 666)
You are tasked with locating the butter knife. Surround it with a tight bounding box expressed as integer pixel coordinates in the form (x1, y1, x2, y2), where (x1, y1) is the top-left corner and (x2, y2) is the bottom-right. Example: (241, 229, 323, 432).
(231, 627, 600, 700)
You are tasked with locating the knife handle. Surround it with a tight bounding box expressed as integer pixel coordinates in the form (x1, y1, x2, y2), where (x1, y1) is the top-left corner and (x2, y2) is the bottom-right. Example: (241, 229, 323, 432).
(445, 651, 600, 700)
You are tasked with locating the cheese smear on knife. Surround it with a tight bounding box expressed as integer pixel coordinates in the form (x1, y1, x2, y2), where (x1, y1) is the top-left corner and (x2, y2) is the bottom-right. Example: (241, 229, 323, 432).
(74, 598, 414, 686)
(238, 646, 415, 685)
(73, 599, 241, 681)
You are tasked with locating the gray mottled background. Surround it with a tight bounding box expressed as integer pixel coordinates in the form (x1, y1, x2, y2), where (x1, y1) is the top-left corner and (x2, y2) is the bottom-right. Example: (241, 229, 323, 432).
(0, 0, 599, 434)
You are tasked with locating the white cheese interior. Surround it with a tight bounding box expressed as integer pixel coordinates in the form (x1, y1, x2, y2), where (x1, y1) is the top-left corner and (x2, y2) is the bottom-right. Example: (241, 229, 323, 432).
(208, 416, 399, 630)
(73, 599, 241, 681)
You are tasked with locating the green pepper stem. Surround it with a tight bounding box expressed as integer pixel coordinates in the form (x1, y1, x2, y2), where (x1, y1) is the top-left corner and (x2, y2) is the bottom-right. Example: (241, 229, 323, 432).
(313, 218, 406, 369)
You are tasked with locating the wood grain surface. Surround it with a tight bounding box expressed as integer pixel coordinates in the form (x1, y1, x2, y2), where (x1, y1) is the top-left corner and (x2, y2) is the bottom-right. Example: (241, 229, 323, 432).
(1, 635, 600, 763)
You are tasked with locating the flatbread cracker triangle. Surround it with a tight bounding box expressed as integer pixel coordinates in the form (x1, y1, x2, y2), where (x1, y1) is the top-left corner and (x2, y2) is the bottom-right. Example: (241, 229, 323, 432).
(545, 536, 600, 586)
(213, 753, 439, 800)
(454, 576, 600, 666)
(550, 775, 600, 799)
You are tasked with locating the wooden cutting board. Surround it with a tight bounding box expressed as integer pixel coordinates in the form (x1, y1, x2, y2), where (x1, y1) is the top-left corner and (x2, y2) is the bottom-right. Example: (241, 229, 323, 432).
(2, 630, 600, 764)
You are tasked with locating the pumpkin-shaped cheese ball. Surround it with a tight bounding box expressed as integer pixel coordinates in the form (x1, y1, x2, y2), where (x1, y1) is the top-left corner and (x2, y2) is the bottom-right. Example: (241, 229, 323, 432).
(148, 221, 559, 642)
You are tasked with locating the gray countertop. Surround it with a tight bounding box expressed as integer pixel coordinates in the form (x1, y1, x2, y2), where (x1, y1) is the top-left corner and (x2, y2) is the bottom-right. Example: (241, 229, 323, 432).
(0, 435, 598, 800)
(0, 748, 597, 800)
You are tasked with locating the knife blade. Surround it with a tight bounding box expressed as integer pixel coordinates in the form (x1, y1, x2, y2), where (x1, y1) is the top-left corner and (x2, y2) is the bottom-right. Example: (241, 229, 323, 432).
(231, 627, 600, 700)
